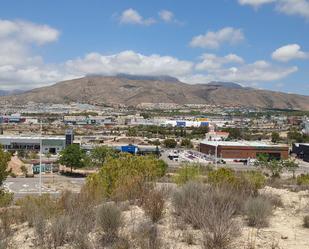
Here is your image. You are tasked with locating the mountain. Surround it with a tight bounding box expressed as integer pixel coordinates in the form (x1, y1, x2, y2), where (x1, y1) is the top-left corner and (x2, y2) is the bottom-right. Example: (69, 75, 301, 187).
(0, 89, 24, 96)
(1, 75, 309, 110)
(206, 81, 244, 89)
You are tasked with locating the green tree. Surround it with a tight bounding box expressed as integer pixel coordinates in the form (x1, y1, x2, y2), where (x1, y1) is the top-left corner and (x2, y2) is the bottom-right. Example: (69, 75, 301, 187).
(173, 164, 200, 185)
(180, 138, 193, 148)
(254, 155, 281, 178)
(271, 131, 280, 143)
(58, 144, 86, 172)
(87, 154, 167, 197)
(90, 145, 117, 167)
(282, 159, 299, 179)
(163, 138, 177, 148)
(0, 146, 11, 186)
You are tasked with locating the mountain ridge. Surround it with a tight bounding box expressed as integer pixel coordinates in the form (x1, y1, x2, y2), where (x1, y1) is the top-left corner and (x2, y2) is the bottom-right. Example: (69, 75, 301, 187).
(1, 75, 309, 110)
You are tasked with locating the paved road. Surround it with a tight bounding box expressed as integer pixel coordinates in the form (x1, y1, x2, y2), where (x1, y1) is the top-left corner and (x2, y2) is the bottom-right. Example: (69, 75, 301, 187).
(3, 174, 85, 199)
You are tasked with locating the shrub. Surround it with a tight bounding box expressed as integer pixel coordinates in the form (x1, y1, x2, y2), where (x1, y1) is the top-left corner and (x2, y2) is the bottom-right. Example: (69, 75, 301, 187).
(297, 174, 309, 186)
(237, 171, 266, 196)
(200, 187, 241, 249)
(33, 213, 47, 246)
(47, 215, 70, 248)
(173, 164, 200, 185)
(303, 215, 309, 228)
(245, 196, 272, 228)
(260, 193, 283, 208)
(133, 221, 161, 249)
(0, 190, 13, 207)
(142, 188, 165, 223)
(89, 155, 167, 200)
(207, 168, 236, 186)
(163, 138, 177, 148)
(172, 182, 241, 249)
(172, 181, 207, 228)
(96, 202, 122, 243)
(17, 194, 60, 226)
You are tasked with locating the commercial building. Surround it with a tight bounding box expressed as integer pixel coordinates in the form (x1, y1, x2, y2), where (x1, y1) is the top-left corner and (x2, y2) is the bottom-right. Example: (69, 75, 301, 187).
(199, 140, 289, 160)
(0, 135, 66, 154)
(292, 143, 309, 162)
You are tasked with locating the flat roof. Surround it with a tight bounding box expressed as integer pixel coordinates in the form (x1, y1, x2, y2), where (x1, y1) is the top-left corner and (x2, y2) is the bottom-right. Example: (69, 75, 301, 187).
(0, 136, 65, 140)
(200, 140, 288, 148)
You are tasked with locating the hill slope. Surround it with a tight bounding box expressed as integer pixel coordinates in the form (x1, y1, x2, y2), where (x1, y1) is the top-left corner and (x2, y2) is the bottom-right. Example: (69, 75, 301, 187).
(1, 75, 309, 110)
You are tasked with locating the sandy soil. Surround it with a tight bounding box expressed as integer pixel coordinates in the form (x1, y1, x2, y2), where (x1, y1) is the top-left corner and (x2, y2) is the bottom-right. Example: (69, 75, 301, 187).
(5, 186, 309, 249)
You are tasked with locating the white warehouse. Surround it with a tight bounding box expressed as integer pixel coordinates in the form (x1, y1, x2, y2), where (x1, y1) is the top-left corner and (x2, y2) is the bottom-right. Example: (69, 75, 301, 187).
(0, 135, 66, 154)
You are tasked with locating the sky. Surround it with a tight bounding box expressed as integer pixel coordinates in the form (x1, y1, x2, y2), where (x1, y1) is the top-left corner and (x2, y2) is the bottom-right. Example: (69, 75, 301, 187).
(0, 0, 308, 95)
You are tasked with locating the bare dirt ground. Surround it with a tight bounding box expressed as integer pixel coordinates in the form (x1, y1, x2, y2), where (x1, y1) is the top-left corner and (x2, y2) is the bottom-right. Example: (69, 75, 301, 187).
(6, 186, 309, 249)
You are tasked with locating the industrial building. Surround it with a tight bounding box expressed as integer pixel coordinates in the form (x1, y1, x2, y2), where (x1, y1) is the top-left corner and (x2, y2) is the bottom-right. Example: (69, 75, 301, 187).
(199, 140, 289, 160)
(0, 135, 66, 154)
(292, 143, 309, 162)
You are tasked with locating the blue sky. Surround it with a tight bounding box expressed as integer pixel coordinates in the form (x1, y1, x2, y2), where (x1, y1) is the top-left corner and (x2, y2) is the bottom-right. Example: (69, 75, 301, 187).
(0, 0, 308, 95)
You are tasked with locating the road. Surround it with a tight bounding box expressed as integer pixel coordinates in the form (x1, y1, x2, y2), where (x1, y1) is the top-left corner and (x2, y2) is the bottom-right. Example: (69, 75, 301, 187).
(3, 174, 85, 199)
(160, 150, 309, 173)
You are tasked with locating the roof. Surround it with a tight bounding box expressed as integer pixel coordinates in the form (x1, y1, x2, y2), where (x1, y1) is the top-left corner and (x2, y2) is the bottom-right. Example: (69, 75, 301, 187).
(0, 136, 65, 140)
(200, 140, 288, 148)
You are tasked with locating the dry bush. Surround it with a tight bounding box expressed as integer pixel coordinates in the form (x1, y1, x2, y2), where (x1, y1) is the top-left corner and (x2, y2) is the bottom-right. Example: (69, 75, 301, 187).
(245, 196, 272, 228)
(71, 231, 94, 249)
(172, 182, 241, 249)
(142, 188, 165, 223)
(303, 215, 309, 228)
(17, 194, 60, 227)
(182, 231, 195, 245)
(172, 181, 207, 228)
(260, 192, 283, 208)
(201, 187, 241, 249)
(33, 212, 47, 246)
(47, 215, 70, 248)
(133, 221, 161, 249)
(96, 202, 123, 244)
(58, 190, 96, 235)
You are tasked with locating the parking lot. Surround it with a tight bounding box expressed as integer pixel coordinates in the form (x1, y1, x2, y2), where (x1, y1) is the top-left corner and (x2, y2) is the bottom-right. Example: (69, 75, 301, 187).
(3, 174, 85, 199)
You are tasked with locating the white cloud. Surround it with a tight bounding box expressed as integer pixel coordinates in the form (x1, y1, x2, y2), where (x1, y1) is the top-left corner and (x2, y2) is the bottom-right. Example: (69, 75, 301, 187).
(238, 0, 309, 19)
(190, 27, 245, 49)
(119, 8, 156, 25)
(276, 0, 309, 19)
(183, 60, 297, 84)
(195, 53, 244, 71)
(0, 19, 300, 90)
(272, 44, 309, 62)
(0, 19, 64, 89)
(159, 10, 174, 22)
(238, 0, 276, 8)
(0, 19, 59, 44)
(65, 50, 193, 77)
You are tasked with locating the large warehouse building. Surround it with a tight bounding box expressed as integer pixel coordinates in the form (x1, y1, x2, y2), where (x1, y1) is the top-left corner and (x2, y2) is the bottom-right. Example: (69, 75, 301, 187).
(200, 141, 289, 160)
(0, 136, 66, 154)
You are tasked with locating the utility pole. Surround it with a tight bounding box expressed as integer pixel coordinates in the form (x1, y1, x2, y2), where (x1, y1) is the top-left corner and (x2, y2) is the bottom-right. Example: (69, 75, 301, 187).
(39, 120, 42, 195)
(215, 140, 218, 168)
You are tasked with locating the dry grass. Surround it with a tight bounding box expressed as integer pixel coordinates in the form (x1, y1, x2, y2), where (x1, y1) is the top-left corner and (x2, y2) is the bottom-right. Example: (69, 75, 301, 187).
(245, 196, 273, 228)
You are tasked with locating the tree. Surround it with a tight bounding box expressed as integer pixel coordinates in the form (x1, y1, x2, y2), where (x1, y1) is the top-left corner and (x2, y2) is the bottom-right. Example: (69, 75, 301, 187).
(282, 159, 299, 179)
(254, 154, 298, 178)
(173, 164, 200, 185)
(180, 138, 193, 148)
(58, 144, 86, 172)
(87, 154, 167, 198)
(90, 146, 117, 167)
(0, 146, 11, 186)
(254, 155, 283, 178)
(271, 131, 280, 143)
(163, 138, 177, 148)
(20, 164, 28, 177)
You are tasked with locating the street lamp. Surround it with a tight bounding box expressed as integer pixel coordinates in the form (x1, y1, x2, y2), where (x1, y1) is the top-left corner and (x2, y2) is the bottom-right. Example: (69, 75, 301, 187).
(39, 120, 42, 195)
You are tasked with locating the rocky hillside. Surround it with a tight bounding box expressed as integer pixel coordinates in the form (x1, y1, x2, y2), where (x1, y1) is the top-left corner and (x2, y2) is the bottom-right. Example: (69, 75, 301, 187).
(1, 75, 309, 110)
